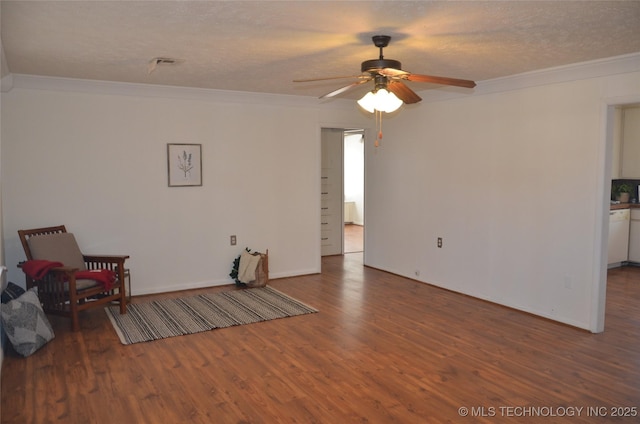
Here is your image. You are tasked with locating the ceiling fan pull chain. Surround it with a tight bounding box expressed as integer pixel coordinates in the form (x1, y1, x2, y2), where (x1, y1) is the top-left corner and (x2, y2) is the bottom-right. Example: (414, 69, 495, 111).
(375, 110, 382, 148)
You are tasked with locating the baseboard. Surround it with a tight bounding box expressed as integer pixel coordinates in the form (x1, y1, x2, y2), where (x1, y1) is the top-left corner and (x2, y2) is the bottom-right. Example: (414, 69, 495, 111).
(130, 268, 321, 297)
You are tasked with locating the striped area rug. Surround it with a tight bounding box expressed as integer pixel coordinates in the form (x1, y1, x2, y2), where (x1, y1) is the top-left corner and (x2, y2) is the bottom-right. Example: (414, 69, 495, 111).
(105, 286, 317, 345)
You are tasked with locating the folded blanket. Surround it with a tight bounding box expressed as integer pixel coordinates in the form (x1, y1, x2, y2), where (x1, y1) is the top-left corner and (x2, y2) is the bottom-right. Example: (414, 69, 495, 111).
(75, 269, 116, 291)
(238, 251, 262, 284)
(21, 260, 64, 280)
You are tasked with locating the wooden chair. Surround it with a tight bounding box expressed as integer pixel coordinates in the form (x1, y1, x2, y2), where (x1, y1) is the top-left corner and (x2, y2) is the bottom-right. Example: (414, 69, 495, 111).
(18, 225, 128, 331)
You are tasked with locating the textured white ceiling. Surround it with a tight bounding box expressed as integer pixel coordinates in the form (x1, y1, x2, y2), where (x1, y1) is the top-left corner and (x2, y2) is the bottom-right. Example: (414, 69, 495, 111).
(2, 1, 639, 99)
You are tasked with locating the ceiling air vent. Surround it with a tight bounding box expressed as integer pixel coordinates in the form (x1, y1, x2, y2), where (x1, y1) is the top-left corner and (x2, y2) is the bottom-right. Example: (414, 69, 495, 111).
(148, 57, 182, 74)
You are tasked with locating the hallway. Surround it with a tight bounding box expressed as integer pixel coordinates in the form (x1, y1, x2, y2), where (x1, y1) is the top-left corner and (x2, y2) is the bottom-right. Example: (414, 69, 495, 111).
(344, 224, 363, 253)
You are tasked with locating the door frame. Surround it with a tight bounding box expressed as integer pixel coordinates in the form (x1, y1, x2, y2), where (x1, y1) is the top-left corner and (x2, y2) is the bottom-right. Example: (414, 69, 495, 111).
(320, 125, 368, 258)
(594, 95, 640, 332)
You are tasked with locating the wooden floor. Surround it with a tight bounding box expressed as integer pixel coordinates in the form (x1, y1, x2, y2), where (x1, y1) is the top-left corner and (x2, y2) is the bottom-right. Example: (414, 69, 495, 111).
(2, 255, 639, 423)
(344, 224, 363, 253)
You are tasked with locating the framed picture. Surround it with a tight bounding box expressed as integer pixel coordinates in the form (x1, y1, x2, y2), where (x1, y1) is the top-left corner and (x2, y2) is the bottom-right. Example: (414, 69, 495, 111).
(167, 143, 202, 187)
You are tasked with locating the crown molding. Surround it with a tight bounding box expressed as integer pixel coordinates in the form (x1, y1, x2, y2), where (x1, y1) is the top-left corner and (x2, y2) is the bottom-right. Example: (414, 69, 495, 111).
(419, 52, 640, 103)
(6, 73, 354, 110)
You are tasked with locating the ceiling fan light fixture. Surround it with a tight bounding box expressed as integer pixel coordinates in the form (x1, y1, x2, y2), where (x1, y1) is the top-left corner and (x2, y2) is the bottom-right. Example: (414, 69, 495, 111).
(357, 89, 403, 113)
(357, 91, 377, 113)
(294, 34, 475, 149)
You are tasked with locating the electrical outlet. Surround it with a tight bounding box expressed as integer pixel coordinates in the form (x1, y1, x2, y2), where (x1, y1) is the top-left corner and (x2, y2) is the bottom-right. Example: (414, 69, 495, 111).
(437, 237, 443, 248)
(230, 235, 237, 246)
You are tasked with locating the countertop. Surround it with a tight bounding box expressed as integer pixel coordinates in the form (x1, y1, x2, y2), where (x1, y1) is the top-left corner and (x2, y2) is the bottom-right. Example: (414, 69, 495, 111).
(610, 203, 640, 210)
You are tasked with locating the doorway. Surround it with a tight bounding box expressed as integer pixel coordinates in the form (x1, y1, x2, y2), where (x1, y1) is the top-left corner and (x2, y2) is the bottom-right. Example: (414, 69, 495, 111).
(320, 128, 365, 256)
(343, 130, 365, 253)
(597, 98, 640, 332)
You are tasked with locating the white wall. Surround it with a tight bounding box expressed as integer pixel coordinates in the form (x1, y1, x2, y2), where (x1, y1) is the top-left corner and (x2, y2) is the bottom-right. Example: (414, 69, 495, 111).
(2, 55, 639, 332)
(364, 61, 640, 331)
(1, 78, 368, 295)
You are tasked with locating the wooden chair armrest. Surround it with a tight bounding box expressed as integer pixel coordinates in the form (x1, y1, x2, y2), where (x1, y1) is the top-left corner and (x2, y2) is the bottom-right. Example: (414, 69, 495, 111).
(49, 265, 80, 274)
(42, 266, 79, 280)
(29, 266, 81, 291)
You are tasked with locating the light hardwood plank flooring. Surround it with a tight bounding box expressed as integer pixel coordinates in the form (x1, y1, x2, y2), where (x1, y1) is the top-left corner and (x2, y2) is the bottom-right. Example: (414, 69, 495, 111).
(2, 255, 639, 423)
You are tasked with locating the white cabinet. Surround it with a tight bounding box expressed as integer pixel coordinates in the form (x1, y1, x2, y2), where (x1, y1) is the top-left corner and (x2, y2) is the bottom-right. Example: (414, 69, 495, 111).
(628, 209, 640, 263)
(620, 107, 640, 179)
(608, 209, 630, 265)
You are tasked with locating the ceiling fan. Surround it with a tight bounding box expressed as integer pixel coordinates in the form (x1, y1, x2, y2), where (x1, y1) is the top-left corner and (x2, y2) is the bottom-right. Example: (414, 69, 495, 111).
(294, 35, 476, 106)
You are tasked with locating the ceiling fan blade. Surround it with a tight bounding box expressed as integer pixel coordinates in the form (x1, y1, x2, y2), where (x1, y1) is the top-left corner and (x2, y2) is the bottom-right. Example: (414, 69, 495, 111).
(387, 81, 422, 104)
(320, 79, 371, 99)
(406, 73, 476, 88)
(293, 75, 365, 83)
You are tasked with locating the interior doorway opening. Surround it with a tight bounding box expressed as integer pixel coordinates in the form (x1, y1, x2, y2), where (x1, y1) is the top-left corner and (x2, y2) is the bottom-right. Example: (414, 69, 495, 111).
(343, 130, 364, 253)
(320, 128, 365, 256)
(598, 100, 640, 332)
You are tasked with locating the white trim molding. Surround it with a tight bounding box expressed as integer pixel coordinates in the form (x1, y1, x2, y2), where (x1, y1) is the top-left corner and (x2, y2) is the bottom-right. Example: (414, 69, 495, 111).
(6, 73, 355, 110)
(420, 52, 640, 102)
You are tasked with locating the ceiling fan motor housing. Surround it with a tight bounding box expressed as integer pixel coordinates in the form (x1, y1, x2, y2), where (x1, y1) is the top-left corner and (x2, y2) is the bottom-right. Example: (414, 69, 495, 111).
(361, 58, 402, 73)
(373, 74, 389, 91)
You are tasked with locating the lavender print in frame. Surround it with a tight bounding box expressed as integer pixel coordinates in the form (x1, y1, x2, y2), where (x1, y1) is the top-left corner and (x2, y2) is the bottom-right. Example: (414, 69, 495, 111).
(168, 144, 202, 186)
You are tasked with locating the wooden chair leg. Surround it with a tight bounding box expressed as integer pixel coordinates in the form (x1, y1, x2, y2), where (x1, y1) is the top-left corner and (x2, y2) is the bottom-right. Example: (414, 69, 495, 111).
(119, 289, 127, 315)
(70, 305, 80, 332)
(68, 279, 81, 332)
(118, 267, 127, 314)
